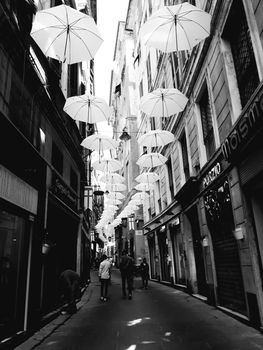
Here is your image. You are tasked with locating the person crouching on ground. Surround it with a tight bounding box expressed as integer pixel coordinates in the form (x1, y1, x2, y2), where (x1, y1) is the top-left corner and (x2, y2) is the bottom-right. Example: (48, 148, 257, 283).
(99, 254, 112, 302)
(59, 269, 81, 314)
(119, 250, 135, 300)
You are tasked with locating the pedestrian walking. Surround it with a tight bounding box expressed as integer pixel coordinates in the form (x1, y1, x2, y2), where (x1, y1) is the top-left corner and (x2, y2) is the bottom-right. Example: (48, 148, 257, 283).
(119, 250, 135, 300)
(59, 269, 81, 314)
(140, 258, 149, 289)
(98, 254, 112, 301)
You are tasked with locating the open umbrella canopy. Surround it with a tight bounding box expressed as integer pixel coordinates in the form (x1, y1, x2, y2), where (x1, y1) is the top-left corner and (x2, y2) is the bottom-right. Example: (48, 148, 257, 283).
(132, 192, 150, 201)
(106, 192, 125, 200)
(138, 129, 175, 148)
(105, 198, 122, 205)
(140, 88, 188, 118)
(92, 158, 122, 173)
(136, 172, 160, 183)
(105, 183, 127, 192)
(31, 4, 103, 64)
(81, 134, 118, 152)
(100, 173, 125, 184)
(136, 152, 168, 168)
(63, 94, 110, 124)
(135, 183, 153, 192)
(140, 3, 211, 53)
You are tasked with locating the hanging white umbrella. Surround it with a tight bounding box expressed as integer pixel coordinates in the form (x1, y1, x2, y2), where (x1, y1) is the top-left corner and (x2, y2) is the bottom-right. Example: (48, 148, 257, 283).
(92, 158, 122, 173)
(140, 3, 211, 53)
(136, 152, 168, 168)
(135, 183, 153, 192)
(105, 183, 127, 192)
(139, 88, 188, 118)
(104, 204, 119, 211)
(136, 172, 159, 183)
(138, 129, 175, 148)
(81, 134, 118, 159)
(106, 192, 125, 200)
(63, 94, 111, 124)
(105, 198, 122, 206)
(100, 173, 125, 184)
(129, 199, 144, 206)
(31, 4, 103, 64)
(132, 192, 150, 201)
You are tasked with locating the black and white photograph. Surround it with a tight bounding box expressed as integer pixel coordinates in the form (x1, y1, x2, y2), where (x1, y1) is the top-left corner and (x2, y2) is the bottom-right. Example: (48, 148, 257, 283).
(1, 0, 263, 349)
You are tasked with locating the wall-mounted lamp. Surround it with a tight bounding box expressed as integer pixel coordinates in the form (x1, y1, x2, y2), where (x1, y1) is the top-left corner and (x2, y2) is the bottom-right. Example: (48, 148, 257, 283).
(233, 226, 245, 240)
(119, 127, 131, 141)
(202, 236, 209, 247)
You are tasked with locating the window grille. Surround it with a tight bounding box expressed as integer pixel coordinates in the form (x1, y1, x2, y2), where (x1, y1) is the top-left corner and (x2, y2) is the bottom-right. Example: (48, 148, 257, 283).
(224, 0, 259, 108)
(180, 132, 190, 180)
(199, 86, 215, 160)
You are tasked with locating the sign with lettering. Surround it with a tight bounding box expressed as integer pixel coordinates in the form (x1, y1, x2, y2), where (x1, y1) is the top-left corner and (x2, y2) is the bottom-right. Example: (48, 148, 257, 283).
(202, 162, 221, 189)
(50, 173, 78, 211)
(222, 83, 263, 161)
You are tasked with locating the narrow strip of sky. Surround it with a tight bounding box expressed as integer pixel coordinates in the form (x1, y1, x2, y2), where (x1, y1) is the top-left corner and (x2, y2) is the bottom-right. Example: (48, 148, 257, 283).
(95, 0, 129, 135)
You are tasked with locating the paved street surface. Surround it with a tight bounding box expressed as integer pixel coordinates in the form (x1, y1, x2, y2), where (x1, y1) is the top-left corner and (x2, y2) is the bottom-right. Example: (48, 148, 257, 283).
(16, 269, 263, 350)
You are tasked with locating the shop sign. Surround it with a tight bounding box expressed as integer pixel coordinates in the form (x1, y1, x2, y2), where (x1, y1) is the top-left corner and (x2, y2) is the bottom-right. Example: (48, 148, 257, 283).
(0, 165, 38, 214)
(202, 162, 221, 189)
(222, 84, 263, 161)
(135, 230, 143, 236)
(50, 173, 78, 211)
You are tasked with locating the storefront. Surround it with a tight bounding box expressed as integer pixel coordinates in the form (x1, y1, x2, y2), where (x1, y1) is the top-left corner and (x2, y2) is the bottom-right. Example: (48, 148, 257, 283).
(40, 171, 80, 314)
(147, 232, 159, 280)
(169, 218, 187, 286)
(185, 205, 207, 296)
(0, 165, 38, 340)
(157, 225, 171, 282)
(221, 81, 263, 325)
(204, 178, 246, 313)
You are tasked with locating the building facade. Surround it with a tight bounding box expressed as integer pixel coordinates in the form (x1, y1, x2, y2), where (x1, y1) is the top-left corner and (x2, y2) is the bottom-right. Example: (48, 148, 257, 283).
(0, 0, 96, 345)
(111, 0, 263, 329)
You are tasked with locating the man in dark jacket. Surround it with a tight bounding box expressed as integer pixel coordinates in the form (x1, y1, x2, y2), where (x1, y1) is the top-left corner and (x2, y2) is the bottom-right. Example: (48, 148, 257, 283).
(59, 269, 81, 314)
(119, 250, 134, 299)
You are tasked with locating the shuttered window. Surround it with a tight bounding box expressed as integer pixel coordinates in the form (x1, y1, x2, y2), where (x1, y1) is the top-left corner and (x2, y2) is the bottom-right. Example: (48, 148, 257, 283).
(199, 85, 215, 160)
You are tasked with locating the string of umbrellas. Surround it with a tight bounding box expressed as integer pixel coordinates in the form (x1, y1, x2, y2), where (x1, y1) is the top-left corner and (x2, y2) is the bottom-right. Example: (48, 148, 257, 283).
(30, 3, 211, 234)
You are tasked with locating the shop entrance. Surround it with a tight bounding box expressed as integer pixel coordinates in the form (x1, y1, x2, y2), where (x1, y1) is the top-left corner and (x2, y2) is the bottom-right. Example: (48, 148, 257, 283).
(170, 223, 187, 286)
(41, 197, 79, 314)
(204, 180, 246, 314)
(157, 229, 170, 282)
(187, 206, 207, 296)
(148, 235, 156, 279)
(0, 204, 30, 340)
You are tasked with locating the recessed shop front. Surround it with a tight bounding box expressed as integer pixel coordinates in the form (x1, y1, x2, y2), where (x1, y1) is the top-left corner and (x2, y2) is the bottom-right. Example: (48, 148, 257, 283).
(41, 190, 79, 314)
(0, 165, 38, 341)
(157, 225, 171, 282)
(169, 219, 187, 286)
(203, 177, 246, 314)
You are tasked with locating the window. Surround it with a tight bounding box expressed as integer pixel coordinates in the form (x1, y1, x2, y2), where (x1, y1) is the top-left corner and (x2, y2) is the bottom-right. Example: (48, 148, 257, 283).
(150, 116, 156, 131)
(222, 0, 259, 108)
(167, 157, 174, 198)
(52, 142, 63, 174)
(180, 132, 190, 181)
(70, 168, 78, 192)
(139, 80, 144, 98)
(146, 55, 152, 92)
(170, 54, 180, 88)
(149, 0, 153, 15)
(199, 85, 215, 160)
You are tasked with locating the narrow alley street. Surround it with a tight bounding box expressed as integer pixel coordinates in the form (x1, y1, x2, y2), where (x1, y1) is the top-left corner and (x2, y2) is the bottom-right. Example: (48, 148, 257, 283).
(16, 270, 263, 350)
